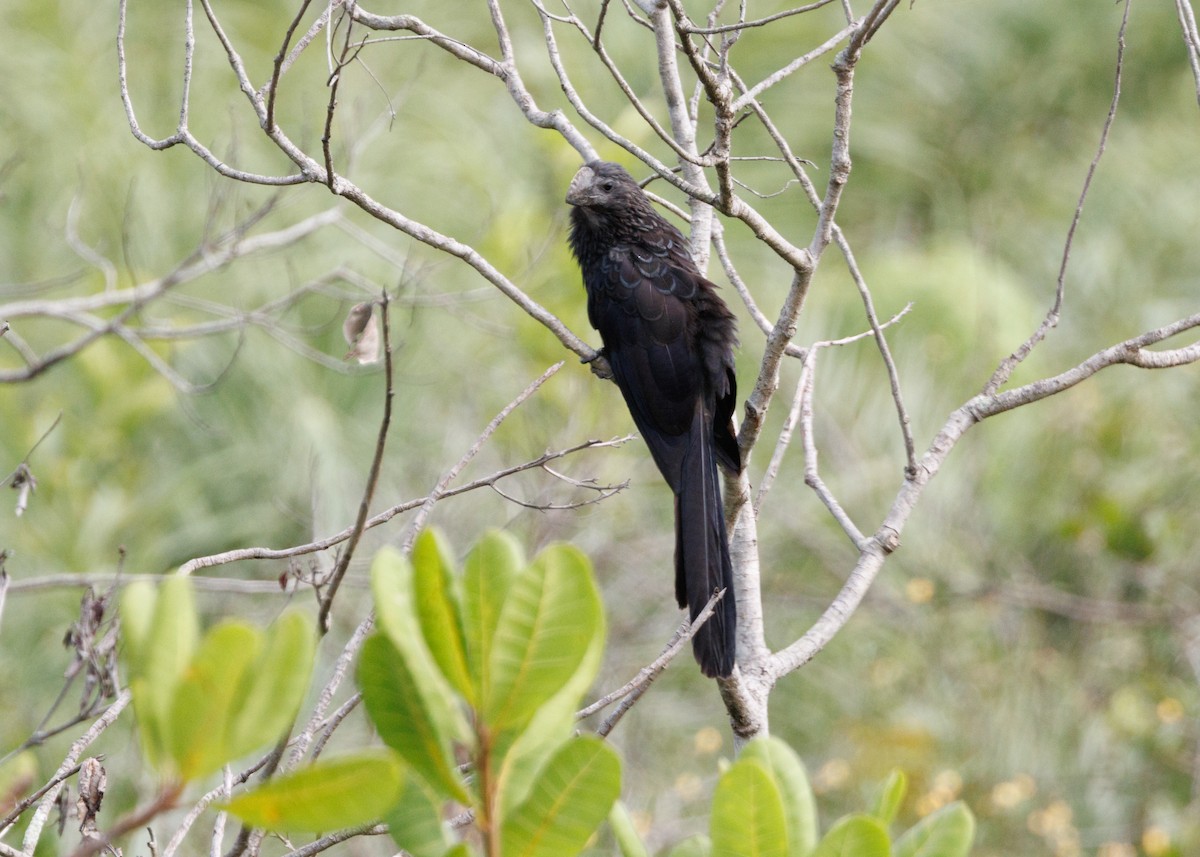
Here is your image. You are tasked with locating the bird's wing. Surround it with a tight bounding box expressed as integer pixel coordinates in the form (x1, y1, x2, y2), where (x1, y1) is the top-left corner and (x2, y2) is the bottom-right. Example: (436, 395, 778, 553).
(587, 240, 706, 476)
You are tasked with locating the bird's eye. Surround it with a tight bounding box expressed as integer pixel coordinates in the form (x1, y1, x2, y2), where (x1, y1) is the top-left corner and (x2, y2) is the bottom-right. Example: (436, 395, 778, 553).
(601, 181, 614, 192)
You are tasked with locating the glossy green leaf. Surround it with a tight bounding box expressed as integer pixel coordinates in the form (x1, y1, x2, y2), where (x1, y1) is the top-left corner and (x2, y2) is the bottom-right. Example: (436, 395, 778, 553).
(144, 576, 199, 695)
(500, 735, 621, 857)
(412, 529, 473, 703)
(608, 800, 650, 857)
(221, 752, 403, 832)
(442, 846, 474, 857)
(811, 815, 890, 857)
(384, 768, 451, 857)
(711, 757, 788, 857)
(358, 632, 468, 802)
(740, 737, 818, 857)
(119, 580, 157, 675)
(122, 576, 198, 770)
(666, 837, 713, 857)
(227, 610, 315, 760)
(462, 529, 522, 698)
(484, 544, 601, 733)
(893, 802, 976, 857)
(372, 548, 471, 746)
(168, 622, 262, 780)
(873, 769, 908, 827)
(494, 585, 605, 817)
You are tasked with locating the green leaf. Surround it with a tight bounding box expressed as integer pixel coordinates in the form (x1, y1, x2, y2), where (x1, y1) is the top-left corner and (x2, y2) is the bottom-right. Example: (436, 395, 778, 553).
(412, 529, 473, 703)
(608, 801, 650, 857)
(484, 544, 602, 733)
(462, 529, 522, 699)
(371, 548, 471, 746)
(500, 735, 621, 857)
(893, 802, 976, 857)
(384, 768, 452, 857)
(740, 737, 818, 857)
(811, 815, 890, 857)
(167, 622, 262, 780)
(711, 757, 788, 857)
(221, 752, 403, 832)
(358, 633, 468, 803)
(119, 580, 157, 675)
(873, 770, 908, 827)
(227, 610, 316, 760)
(123, 576, 198, 771)
(494, 589, 606, 817)
(666, 837, 713, 857)
(144, 576, 199, 694)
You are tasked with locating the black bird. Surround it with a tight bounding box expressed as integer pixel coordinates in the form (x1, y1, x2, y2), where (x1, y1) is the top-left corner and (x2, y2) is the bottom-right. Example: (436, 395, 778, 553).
(566, 161, 741, 678)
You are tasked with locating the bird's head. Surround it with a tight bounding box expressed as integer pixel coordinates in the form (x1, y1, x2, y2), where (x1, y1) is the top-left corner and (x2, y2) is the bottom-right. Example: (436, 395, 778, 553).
(565, 161, 643, 210)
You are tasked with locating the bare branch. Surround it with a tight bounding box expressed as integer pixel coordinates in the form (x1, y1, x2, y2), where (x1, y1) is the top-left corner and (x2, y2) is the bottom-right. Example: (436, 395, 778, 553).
(350, 7, 504, 74)
(577, 598, 716, 721)
(309, 693, 362, 761)
(399, 360, 565, 549)
(772, 310, 1200, 679)
(833, 227, 916, 473)
(67, 784, 183, 857)
(177, 433, 628, 576)
(286, 615, 375, 770)
(266, 0, 315, 130)
(984, 0, 1130, 395)
(593, 590, 727, 738)
(681, 1, 839, 34)
(1, 208, 342, 384)
(532, 0, 702, 167)
(797, 348, 868, 548)
(976, 312, 1200, 416)
(0, 763, 82, 835)
(731, 24, 854, 112)
(6, 573, 321, 596)
(21, 690, 131, 857)
(316, 293, 394, 634)
(846, 0, 903, 57)
(651, 3, 715, 267)
(277, 825, 388, 857)
(1176, 0, 1200, 105)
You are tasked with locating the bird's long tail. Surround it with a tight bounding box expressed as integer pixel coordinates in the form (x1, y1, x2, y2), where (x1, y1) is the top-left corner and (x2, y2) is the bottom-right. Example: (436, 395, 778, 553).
(674, 410, 738, 678)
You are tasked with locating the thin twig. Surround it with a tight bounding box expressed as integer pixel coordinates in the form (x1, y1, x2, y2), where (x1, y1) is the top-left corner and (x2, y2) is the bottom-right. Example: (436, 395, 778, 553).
(833, 226, 916, 473)
(317, 293, 394, 634)
(983, 0, 1130, 395)
(286, 616, 375, 770)
(591, 590, 726, 738)
(0, 763, 82, 833)
(753, 304, 912, 513)
(67, 784, 183, 857)
(277, 824, 387, 857)
(681, 0, 838, 34)
(266, 0, 315, 129)
(399, 361, 566, 549)
(22, 690, 132, 856)
(771, 310, 1200, 679)
(1175, 0, 1200, 106)
(308, 693, 362, 761)
(162, 756, 271, 857)
(731, 23, 855, 112)
(798, 348, 867, 548)
(176, 435, 629, 576)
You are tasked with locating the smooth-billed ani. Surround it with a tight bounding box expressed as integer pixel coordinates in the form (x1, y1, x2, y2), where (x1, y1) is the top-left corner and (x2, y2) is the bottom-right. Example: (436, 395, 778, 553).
(566, 161, 741, 678)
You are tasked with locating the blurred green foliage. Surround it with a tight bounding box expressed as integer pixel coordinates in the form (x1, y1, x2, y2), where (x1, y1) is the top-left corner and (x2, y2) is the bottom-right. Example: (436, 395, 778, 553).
(3, 0, 1200, 855)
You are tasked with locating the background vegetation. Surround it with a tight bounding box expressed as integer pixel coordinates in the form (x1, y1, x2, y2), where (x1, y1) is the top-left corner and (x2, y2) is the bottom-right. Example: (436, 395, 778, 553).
(2, 1, 1199, 855)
